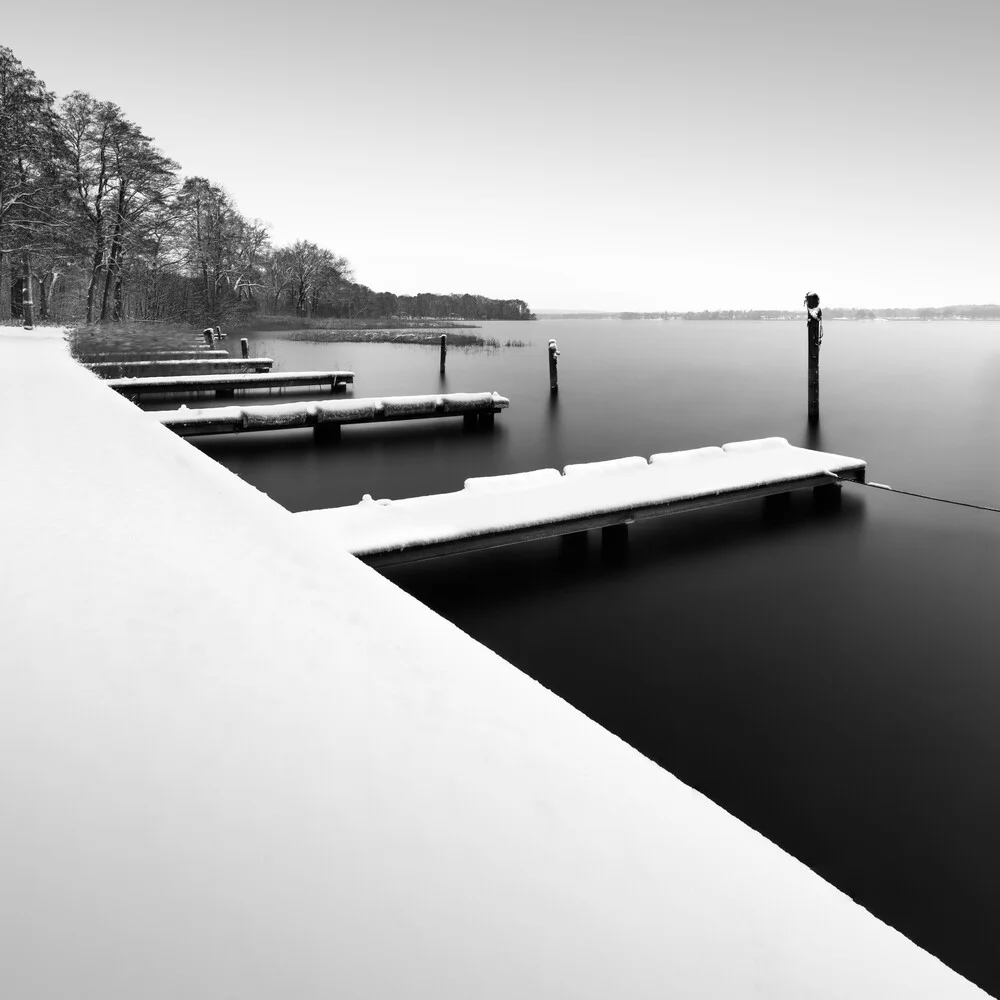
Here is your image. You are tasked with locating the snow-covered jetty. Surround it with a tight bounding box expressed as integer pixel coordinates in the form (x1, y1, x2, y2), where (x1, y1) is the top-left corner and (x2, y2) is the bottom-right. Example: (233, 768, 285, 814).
(80, 349, 232, 362)
(85, 357, 274, 378)
(108, 369, 356, 400)
(300, 437, 866, 566)
(154, 390, 509, 439)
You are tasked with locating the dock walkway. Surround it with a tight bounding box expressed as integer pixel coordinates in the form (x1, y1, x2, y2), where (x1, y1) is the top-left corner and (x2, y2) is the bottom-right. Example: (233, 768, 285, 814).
(109, 370, 355, 400)
(299, 437, 866, 566)
(86, 358, 273, 378)
(79, 349, 231, 362)
(154, 391, 509, 438)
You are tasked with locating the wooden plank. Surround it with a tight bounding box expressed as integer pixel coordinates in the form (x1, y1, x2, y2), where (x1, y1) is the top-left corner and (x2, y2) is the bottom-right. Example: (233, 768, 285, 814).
(77, 350, 230, 362)
(86, 358, 273, 378)
(107, 370, 355, 397)
(360, 470, 863, 568)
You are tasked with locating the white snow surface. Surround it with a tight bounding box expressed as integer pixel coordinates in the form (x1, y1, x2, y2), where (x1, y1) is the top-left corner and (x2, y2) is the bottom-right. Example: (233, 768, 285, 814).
(154, 391, 510, 431)
(300, 438, 867, 556)
(0, 328, 986, 999)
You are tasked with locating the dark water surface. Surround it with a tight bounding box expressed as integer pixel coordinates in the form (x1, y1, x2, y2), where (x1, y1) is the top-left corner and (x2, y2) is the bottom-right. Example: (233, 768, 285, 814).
(197, 320, 1000, 994)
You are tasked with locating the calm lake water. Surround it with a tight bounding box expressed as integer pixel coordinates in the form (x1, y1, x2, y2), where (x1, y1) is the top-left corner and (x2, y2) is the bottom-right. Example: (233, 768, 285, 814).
(193, 319, 1000, 994)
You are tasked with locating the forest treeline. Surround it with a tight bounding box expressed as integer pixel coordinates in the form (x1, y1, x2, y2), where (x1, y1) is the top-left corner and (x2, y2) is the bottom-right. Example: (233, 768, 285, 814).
(0, 47, 534, 327)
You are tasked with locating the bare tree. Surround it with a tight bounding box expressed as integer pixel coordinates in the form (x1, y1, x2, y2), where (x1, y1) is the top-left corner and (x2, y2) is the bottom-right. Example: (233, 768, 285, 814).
(0, 46, 66, 326)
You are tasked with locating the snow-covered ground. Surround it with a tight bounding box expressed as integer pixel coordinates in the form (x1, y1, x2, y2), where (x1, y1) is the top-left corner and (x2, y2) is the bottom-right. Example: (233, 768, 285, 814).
(0, 327, 988, 999)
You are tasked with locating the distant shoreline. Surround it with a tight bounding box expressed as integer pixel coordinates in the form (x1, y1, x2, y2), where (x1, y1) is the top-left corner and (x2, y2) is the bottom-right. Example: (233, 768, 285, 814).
(537, 307, 1000, 321)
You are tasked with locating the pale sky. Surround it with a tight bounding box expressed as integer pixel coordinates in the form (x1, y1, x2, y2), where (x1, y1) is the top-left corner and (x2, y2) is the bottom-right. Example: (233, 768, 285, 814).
(5, 0, 998, 311)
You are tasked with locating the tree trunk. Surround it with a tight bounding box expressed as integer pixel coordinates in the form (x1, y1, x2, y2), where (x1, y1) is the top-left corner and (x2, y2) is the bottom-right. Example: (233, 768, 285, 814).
(113, 266, 125, 321)
(39, 271, 54, 320)
(21, 251, 35, 329)
(86, 244, 104, 325)
(0, 252, 10, 319)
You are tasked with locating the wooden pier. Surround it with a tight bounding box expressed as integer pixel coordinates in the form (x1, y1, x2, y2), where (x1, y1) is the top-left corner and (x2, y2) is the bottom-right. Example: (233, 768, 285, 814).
(78, 349, 231, 362)
(108, 370, 355, 400)
(153, 391, 509, 439)
(298, 438, 866, 566)
(86, 358, 274, 378)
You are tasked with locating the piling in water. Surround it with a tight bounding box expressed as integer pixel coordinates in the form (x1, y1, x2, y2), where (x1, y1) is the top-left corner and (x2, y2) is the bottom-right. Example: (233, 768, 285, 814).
(440, 334, 447, 374)
(805, 292, 821, 421)
(202, 327, 214, 348)
(241, 338, 249, 359)
(548, 340, 559, 393)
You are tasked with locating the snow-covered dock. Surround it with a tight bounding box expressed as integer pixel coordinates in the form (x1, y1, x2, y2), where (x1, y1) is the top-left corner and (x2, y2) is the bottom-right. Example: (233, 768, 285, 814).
(153, 390, 509, 438)
(300, 438, 866, 565)
(80, 349, 231, 361)
(108, 369, 356, 400)
(85, 357, 274, 378)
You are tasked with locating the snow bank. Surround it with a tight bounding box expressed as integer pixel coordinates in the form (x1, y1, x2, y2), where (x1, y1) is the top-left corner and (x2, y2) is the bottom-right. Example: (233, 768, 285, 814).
(0, 328, 984, 1000)
(563, 456, 649, 478)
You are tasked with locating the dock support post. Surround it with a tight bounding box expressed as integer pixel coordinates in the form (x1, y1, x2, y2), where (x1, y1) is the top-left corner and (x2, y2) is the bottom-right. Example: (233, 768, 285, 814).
(601, 522, 629, 558)
(440, 334, 447, 374)
(560, 529, 588, 561)
(805, 292, 821, 421)
(215, 325, 224, 340)
(813, 482, 842, 508)
(240, 338, 249, 359)
(202, 327, 214, 348)
(548, 340, 559, 393)
(479, 411, 495, 429)
(314, 423, 342, 444)
(333, 377, 347, 393)
(463, 413, 477, 430)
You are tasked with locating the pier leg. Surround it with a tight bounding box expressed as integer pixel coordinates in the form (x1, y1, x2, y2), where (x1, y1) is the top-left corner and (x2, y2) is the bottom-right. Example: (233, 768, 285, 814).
(478, 411, 495, 429)
(202, 328, 214, 348)
(240, 338, 249, 359)
(463, 413, 478, 430)
(333, 379, 348, 393)
(601, 523, 629, 561)
(560, 530, 588, 562)
(215, 325, 224, 340)
(216, 388, 235, 398)
(314, 423, 342, 444)
(440, 334, 447, 374)
(548, 340, 559, 393)
(813, 482, 842, 509)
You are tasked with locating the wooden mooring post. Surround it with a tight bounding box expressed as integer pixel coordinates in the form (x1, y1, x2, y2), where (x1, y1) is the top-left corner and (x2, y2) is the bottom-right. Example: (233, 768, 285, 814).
(215, 325, 225, 340)
(805, 292, 821, 421)
(440, 334, 447, 374)
(202, 327, 215, 348)
(548, 340, 560, 393)
(241, 338, 249, 359)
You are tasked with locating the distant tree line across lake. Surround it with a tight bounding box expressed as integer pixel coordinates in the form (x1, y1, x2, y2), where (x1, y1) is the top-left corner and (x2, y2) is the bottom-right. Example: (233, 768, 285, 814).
(0, 46, 534, 328)
(545, 305, 1000, 321)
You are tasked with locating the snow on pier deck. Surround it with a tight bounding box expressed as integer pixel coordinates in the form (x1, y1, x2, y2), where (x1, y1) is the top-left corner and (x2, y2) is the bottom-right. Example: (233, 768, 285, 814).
(80, 349, 231, 362)
(108, 369, 356, 400)
(300, 438, 866, 566)
(85, 357, 274, 378)
(153, 390, 509, 437)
